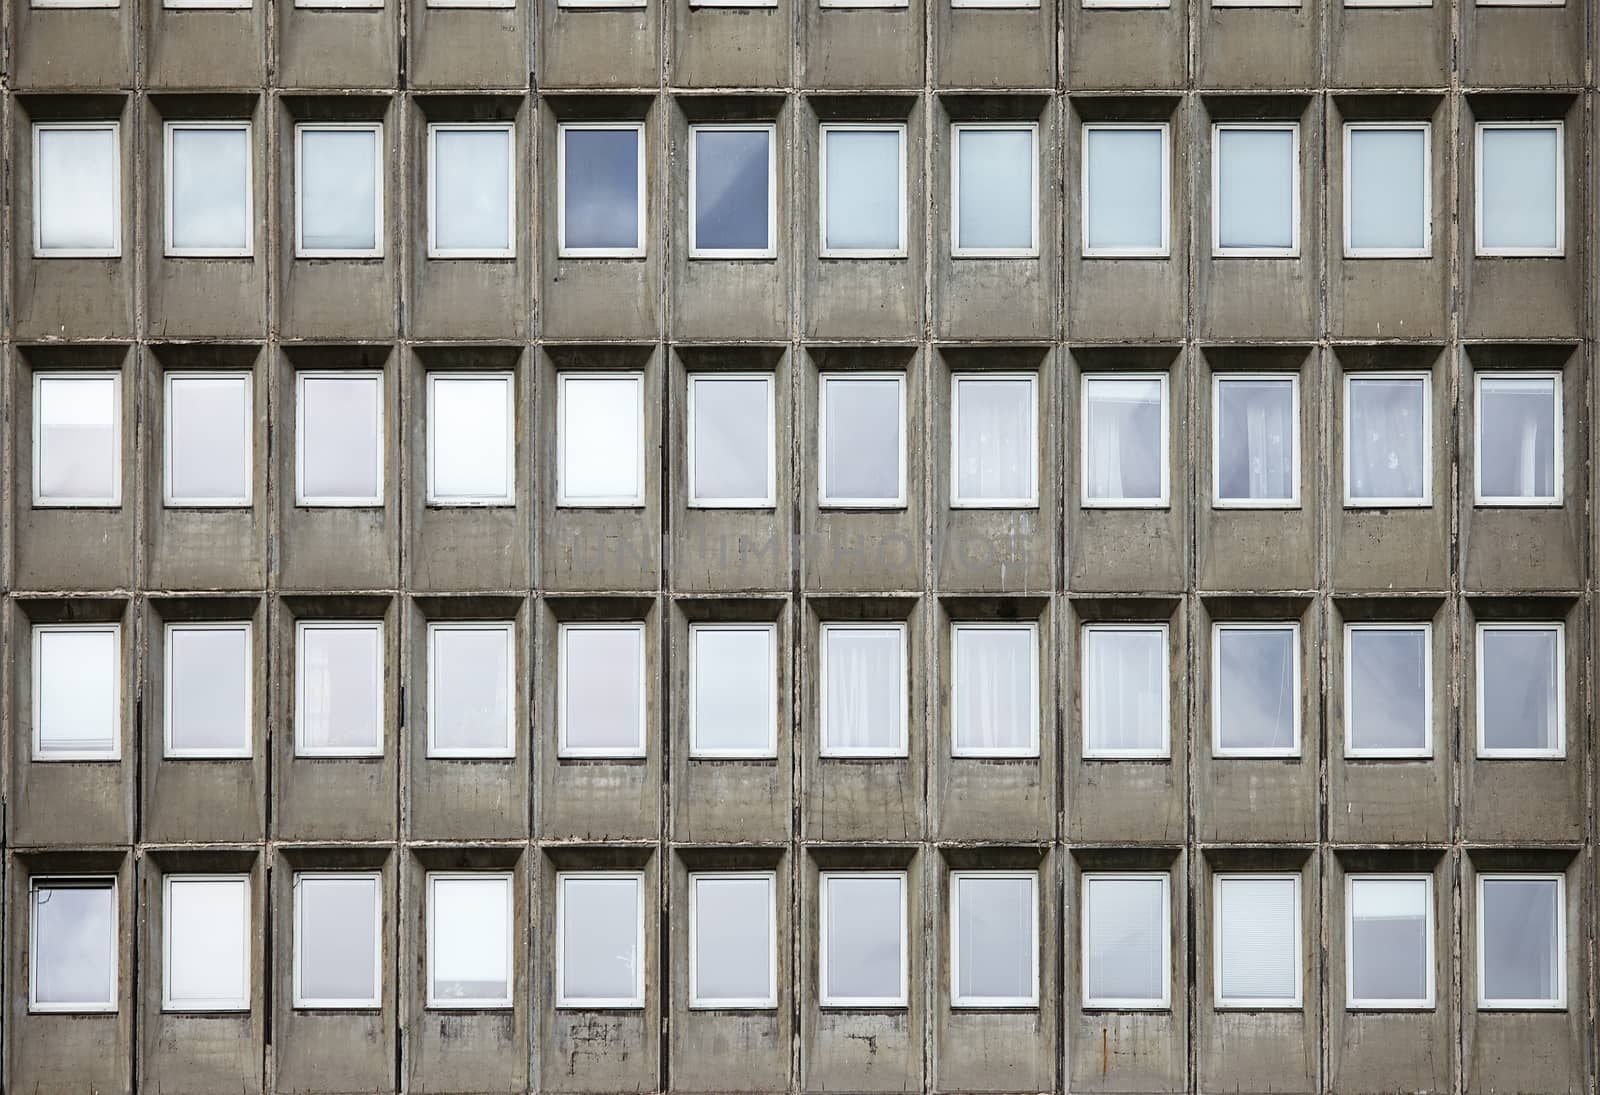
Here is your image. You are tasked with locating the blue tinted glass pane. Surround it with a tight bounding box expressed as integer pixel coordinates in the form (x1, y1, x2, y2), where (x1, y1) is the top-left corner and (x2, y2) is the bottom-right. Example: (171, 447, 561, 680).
(564, 128, 641, 252)
(694, 129, 770, 253)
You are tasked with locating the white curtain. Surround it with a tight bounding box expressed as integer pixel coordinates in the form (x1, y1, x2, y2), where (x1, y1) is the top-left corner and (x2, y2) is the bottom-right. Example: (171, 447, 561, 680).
(825, 628, 900, 751)
(1349, 380, 1424, 500)
(957, 379, 1031, 501)
(1245, 393, 1291, 500)
(955, 628, 1032, 751)
(1085, 629, 1163, 753)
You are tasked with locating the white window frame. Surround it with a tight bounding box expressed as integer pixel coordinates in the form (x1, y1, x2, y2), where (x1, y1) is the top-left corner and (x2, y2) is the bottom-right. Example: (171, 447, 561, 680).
(1476, 873, 1566, 1010)
(1342, 371, 1432, 508)
(1213, 872, 1303, 1009)
(818, 123, 909, 259)
(426, 871, 514, 1010)
(427, 0, 512, 8)
(1344, 0, 1427, 8)
(1474, 621, 1565, 760)
(557, 621, 648, 759)
(32, 623, 121, 762)
(1212, 0, 1297, 9)
(1345, 873, 1435, 1010)
(33, 122, 121, 258)
(33, 370, 123, 508)
(820, 0, 906, 8)
(819, 871, 909, 1008)
(427, 122, 516, 260)
(1473, 370, 1563, 507)
(951, 122, 1040, 259)
(295, 369, 385, 508)
(559, 0, 644, 9)
(556, 122, 647, 259)
(1211, 621, 1302, 759)
(294, 121, 384, 259)
(1081, 122, 1171, 258)
(819, 620, 909, 759)
(1342, 122, 1431, 259)
(293, 619, 385, 759)
(426, 371, 516, 507)
(165, 0, 251, 10)
(949, 870, 1040, 1009)
(953, 0, 1041, 8)
(1211, 371, 1302, 509)
(163, 120, 253, 257)
(556, 371, 647, 508)
(163, 370, 253, 508)
(555, 871, 646, 1009)
(688, 621, 779, 759)
(1474, 121, 1564, 257)
(1080, 371, 1171, 508)
(950, 620, 1040, 759)
(294, 0, 383, 8)
(690, 0, 776, 7)
(163, 621, 253, 760)
(1211, 122, 1301, 258)
(162, 874, 250, 1013)
(689, 870, 779, 1009)
(1475, 0, 1560, 7)
(1081, 871, 1171, 1010)
(688, 123, 778, 259)
(29, 876, 118, 1014)
(950, 372, 1039, 509)
(687, 373, 777, 508)
(818, 371, 908, 509)
(292, 871, 382, 1010)
(31, 0, 120, 8)
(1343, 622, 1432, 760)
(426, 621, 517, 759)
(1081, 622, 1171, 760)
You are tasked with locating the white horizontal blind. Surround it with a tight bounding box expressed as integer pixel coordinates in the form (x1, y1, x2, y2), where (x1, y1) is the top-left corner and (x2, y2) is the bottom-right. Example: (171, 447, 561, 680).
(1217, 875, 1299, 1005)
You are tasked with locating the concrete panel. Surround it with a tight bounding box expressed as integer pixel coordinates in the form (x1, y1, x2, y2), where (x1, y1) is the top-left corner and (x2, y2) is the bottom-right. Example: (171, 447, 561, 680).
(1067, 0, 1185, 91)
(407, 0, 531, 91)
(671, 1, 792, 88)
(935, 2, 1056, 90)
(801, 2, 924, 89)
(1331, 4, 1450, 88)
(540, 4, 660, 90)
(143, 0, 265, 88)
(1463, 3, 1585, 89)
(9, 1, 133, 89)
(1196, 0, 1318, 89)
(277, 4, 399, 90)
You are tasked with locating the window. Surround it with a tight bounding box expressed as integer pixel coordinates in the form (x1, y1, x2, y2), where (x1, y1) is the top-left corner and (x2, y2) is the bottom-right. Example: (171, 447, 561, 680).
(1082, 374, 1169, 507)
(427, 622, 515, 759)
(1344, 624, 1431, 758)
(687, 373, 776, 508)
(819, 372, 906, 507)
(30, 878, 117, 1013)
(163, 875, 249, 1012)
(164, 622, 252, 759)
(820, 0, 905, 8)
(690, 0, 776, 7)
(1082, 873, 1169, 1009)
(689, 623, 778, 758)
(34, 123, 120, 257)
(820, 622, 907, 758)
(1082, 124, 1169, 257)
(295, 0, 382, 7)
(820, 124, 907, 258)
(1082, 624, 1169, 759)
(559, 0, 643, 9)
(427, 373, 514, 506)
(1475, 122, 1562, 257)
(690, 872, 777, 1008)
(1476, 623, 1563, 758)
(427, 873, 513, 1009)
(558, 622, 646, 758)
(32, 0, 119, 8)
(820, 872, 907, 1007)
(295, 621, 384, 758)
(428, 0, 512, 8)
(164, 372, 251, 507)
(295, 123, 382, 258)
(296, 370, 384, 507)
(1344, 373, 1430, 507)
(1477, 874, 1564, 1009)
(33, 624, 120, 761)
(558, 873, 645, 1008)
(427, 123, 514, 259)
(558, 373, 646, 507)
(1344, 123, 1429, 258)
(1475, 372, 1560, 505)
(951, 622, 1039, 758)
(1213, 373, 1299, 507)
(1345, 0, 1427, 8)
(164, 122, 251, 257)
(951, 373, 1038, 508)
(1212, 123, 1299, 257)
(33, 372, 121, 507)
(1212, 622, 1299, 758)
(165, 0, 250, 8)
(558, 123, 646, 258)
(293, 873, 381, 1009)
(1081, 0, 1167, 8)
(1215, 874, 1301, 1008)
(952, 124, 1039, 257)
(950, 871, 1038, 1008)
(1347, 875, 1433, 1009)
(689, 124, 776, 258)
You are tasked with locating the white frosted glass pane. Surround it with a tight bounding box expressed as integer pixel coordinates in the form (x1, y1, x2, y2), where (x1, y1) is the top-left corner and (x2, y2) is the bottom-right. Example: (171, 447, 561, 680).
(38, 128, 118, 252)
(431, 627, 512, 753)
(691, 627, 774, 754)
(33, 884, 116, 1008)
(298, 877, 378, 1004)
(167, 879, 248, 1007)
(1085, 628, 1166, 754)
(433, 129, 511, 253)
(1348, 129, 1426, 252)
(431, 377, 510, 501)
(561, 878, 641, 1002)
(823, 627, 902, 753)
(1480, 628, 1561, 752)
(563, 128, 641, 251)
(1478, 378, 1557, 499)
(1216, 129, 1295, 251)
(170, 128, 249, 252)
(693, 876, 773, 1002)
(430, 877, 510, 1003)
(168, 627, 249, 753)
(1481, 878, 1560, 1003)
(1217, 378, 1296, 502)
(298, 626, 382, 753)
(1086, 877, 1165, 1003)
(823, 378, 901, 502)
(1216, 628, 1296, 752)
(955, 876, 1033, 1001)
(953, 627, 1034, 753)
(824, 876, 903, 1002)
(300, 128, 378, 252)
(1218, 877, 1297, 1003)
(1085, 128, 1164, 252)
(168, 376, 249, 502)
(38, 376, 118, 502)
(1348, 628, 1427, 753)
(694, 129, 770, 251)
(956, 129, 1033, 251)
(561, 378, 641, 502)
(1347, 378, 1426, 502)
(1350, 878, 1428, 1003)
(1084, 378, 1164, 502)
(37, 629, 118, 755)
(691, 377, 771, 501)
(300, 375, 381, 501)
(1480, 128, 1559, 252)
(563, 627, 644, 753)
(955, 378, 1033, 502)
(824, 129, 901, 252)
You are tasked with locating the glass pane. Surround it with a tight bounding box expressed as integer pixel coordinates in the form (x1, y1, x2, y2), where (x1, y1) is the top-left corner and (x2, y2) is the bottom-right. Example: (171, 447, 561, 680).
(1347, 628, 1427, 753)
(1479, 127, 1559, 252)
(694, 129, 770, 252)
(693, 875, 773, 1003)
(433, 128, 512, 253)
(167, 626, 249, 754)
(1216, 378, 1296, 502)
(563, 626, 644, 753)
(1350, 877, 1429, 1003)
(691, 377, 771, 502)
(1084, 628, 1166, 755)
(430, 626, 512, 754)
(298, 625, 382, 754)
(37, 628, 118, 756)
(1478, 377, 1557, 500)
(563, 128, 641, 251)
(168, 375, 249, 502)
(38, 376, 118, 502)
(1347, 377, 1426, 502)
(824, 875, 903, 1002)
(561, 377, 641, 502)
(955, 875, 1033, 1001)
(1085, 128, 1164, 252)
(1347, 128, 1427, 252)
(955, 377, 1034, 502)
(691, 626, 774, 754)
(823, 627, 902, 753)
(300, 375, 381, 502)
(1480, 627, 1561, 753)
(297, 876, 378, 1005)
(430, 876, 510, 1004)
(1084, 377, 1164, 502)
(431, 376, 510, 501)
(1216, 627, 1297, 753)
(1218, 876, 1297, 1003)
(956, 128, 1033, 251)
(38, 127, 118, 252)
(1216, 128, 1295, 251)
(561, 876, 642, 1002)
(954, 626, 1034, 753)
(824, 129, 901, 252)
(33, 883, 116, 1008)
(166, 878, 247, 1007)
(823, 377, 901, 502)
(300, 128, 378, 252)
(1481, 878, 1560, 1003)
(170, 127, 249, 252)
(1086, 876, 1165, 1003)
